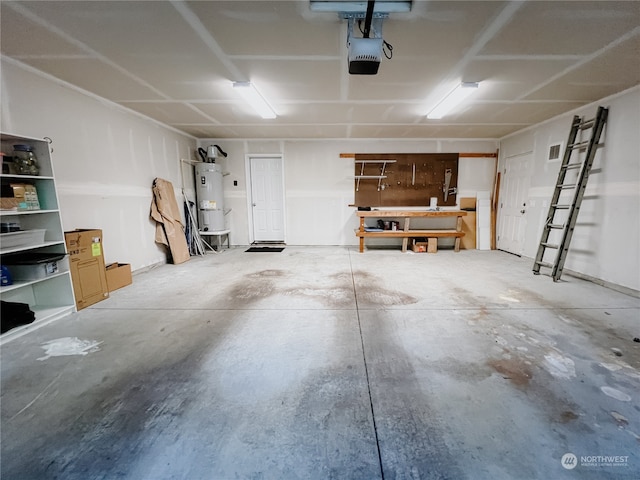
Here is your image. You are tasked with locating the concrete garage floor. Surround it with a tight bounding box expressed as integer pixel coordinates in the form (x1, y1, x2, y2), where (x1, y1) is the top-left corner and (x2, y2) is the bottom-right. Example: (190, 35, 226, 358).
(1, 247, 639, 479)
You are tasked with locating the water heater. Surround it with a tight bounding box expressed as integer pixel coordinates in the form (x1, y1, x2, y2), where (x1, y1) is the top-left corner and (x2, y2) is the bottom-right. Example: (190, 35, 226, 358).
(195, 162, 225, 232)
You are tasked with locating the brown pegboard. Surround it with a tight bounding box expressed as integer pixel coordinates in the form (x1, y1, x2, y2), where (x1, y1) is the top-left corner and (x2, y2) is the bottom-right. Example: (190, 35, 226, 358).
(354, 153, 459, 207)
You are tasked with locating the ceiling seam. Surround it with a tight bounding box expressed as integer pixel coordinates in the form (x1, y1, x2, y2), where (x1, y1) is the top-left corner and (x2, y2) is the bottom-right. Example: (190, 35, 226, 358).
(515, 26, 640, 101)
(443, 1, 527, 84)
(227, 55, 341, 61)
(170, 0, 245, 81)
(5, 2, 171, 101)
(184, 103, 222, 125)
(474, 54, 585, 61)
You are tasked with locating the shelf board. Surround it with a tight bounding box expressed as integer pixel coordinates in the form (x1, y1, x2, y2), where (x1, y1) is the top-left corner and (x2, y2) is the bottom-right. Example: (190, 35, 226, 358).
(356, 229, 463, 238)
(354, 160, 397, 164)
(0, 240, 66, 255)
(356, 210, 467, 217)
(0, 209, 60, 217)
(0, 174, 55, 181)
(0, 305, 75, 345)
(355, 175, 388, 179)
(0, 271, 71, 293)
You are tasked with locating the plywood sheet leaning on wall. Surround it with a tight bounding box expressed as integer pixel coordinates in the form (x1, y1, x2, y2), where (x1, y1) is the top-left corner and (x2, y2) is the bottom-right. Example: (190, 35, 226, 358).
(354, 153, 459, 207)
(150, 178, 190, 265)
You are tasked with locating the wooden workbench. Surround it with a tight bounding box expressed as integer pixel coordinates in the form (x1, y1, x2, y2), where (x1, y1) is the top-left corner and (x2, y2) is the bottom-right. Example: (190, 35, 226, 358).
(355, 210, 467, 253)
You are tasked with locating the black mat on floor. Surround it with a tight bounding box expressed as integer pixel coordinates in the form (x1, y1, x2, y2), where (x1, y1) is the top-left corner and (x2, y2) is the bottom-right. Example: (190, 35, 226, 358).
(245, 247, 284, 252)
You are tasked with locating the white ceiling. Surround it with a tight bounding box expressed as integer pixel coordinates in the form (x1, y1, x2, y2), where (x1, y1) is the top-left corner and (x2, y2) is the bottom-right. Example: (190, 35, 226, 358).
(2, 1, 638, 139)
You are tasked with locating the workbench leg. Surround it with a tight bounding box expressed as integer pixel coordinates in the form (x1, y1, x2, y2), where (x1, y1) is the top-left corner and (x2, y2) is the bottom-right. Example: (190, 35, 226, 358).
(401, 218, 410, 252)
(360, 237, 364, 253)
(455, 216, 463, 252)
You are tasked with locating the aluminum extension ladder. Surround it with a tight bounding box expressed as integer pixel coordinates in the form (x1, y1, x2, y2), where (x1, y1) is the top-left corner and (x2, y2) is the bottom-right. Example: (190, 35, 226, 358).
(533, 106, 609, 281)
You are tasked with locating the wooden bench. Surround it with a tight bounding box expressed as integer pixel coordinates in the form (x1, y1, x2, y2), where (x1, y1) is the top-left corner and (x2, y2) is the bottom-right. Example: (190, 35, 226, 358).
(355, 210, 467, 253)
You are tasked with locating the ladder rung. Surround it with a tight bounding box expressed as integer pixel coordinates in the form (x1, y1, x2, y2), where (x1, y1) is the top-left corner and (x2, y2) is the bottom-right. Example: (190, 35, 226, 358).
(541, 242, 559, 249)
(551, 204, 571, 209)
(561, 163, 582, 170)
(557, 184, 576, 189)
(535, 261, 554, 268)
(568, 141, 604, 150)
(569, 141, 590, 149)
(579, 119, 595, 129)
(548, 224, 564, 229)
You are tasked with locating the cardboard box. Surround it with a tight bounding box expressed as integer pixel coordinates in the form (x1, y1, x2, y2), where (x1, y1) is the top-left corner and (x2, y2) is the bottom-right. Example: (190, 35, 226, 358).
(412, 237, 438, 253)
(10, 183, 40, 210)
(460, 197, 476, 211)
(412, 239, 427, 253)
(460, 197, 477, 249)
(65, 229, 109, 310)
(106, 263, 132, 292)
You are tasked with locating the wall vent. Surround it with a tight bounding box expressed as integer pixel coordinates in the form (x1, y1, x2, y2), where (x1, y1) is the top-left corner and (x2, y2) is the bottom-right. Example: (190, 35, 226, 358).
(548, 142, 563, 161)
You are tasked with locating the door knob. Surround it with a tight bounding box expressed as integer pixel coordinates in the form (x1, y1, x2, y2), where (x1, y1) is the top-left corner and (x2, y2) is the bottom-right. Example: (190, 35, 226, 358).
(252, 203, 257, 207)
(520, 209, 526, 214)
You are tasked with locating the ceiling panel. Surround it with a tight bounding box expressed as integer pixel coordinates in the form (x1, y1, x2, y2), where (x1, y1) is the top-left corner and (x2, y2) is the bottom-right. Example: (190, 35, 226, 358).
(0, 5, 86, 57)
(348, 123, 518, 139)
(120, 102, 216, 124)
(481, 1, 640, 56)
(189, 1, 343, 56)
(16, 58, 164, 101)
(15, 1, 207, 59)
(462, 59, 579, 101)
(523, 34, 640, 102)
(385, 1, 507, 56)
(232, 59, 343, 101)
(177, 125, 242, 139)
(444, 101, 583, 125)
(346, 57, 453, 101)
(207, 123, 349, 139)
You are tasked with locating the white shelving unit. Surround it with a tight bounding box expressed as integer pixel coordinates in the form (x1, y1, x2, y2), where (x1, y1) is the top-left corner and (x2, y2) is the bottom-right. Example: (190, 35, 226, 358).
(1, 133, 75, 343)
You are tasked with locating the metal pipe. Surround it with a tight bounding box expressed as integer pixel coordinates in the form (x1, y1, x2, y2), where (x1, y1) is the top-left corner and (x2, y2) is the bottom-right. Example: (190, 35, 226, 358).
(363, 0, 375, 38)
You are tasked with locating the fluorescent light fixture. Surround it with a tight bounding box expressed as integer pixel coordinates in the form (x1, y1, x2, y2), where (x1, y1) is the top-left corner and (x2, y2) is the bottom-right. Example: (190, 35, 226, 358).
(310, 1, 412, 13)
(232, 82, 277, 119)
(427, 82, 479, 119)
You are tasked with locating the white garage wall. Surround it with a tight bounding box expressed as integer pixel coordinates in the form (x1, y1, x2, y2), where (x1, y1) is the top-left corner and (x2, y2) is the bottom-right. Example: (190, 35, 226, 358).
(498, 86, 640, 292)
(201, 139, 498, 246)
(7, 57, 636, 292)
(1, 59, 198, 271)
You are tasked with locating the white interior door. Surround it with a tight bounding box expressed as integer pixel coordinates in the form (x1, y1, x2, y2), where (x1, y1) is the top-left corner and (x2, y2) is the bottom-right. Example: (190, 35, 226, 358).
(249, 155, 285, 243)
(497, 153, 531, 255)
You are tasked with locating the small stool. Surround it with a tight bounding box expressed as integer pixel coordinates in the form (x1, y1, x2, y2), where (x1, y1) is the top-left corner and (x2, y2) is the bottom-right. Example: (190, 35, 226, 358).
(199, 229, 230, 251)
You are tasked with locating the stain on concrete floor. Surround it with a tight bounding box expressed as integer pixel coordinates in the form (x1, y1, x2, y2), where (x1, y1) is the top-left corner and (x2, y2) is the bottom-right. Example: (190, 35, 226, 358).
(2, 248, 639, 479)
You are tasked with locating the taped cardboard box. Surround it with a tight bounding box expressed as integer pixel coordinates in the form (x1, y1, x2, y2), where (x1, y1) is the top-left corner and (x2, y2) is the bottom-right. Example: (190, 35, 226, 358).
(412, 238, 438, 253)
(106, 263, 132, 292)
(65, 229, 109, 310)
(412, 238, 427, 253)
